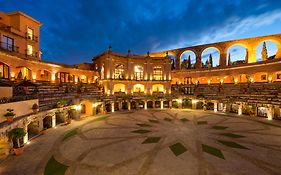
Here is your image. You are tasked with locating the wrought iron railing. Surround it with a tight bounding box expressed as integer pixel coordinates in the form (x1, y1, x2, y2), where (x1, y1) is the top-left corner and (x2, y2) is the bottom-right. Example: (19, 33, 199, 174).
(25, 33, 38, 42)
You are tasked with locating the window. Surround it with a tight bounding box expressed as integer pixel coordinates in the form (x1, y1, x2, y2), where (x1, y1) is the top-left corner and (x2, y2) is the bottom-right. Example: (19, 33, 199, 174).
(134, 65, 143, 80)
(27, 28, 34, 40)
(261, 74, 267, 80)
(277, 73, 281, 80)
(59, 72, 70, 83)
(2, 36, 14, 51)
(27, 44, 33, 55)
(153, 66, 163, 80)
(114, 64, 125, 79)
(0, 63, 9, 79)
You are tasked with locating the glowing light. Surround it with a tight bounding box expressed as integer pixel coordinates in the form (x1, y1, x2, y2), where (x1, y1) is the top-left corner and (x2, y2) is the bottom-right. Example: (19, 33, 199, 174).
(268, 76, 273, 82)
(220, 79, 224, 84)
(92, 103, 98, 107)
(176, 99, 182, 103)
(208, 80, 211, 85)
(75, 105, 82, 111)
(10, 72, 15, 78)
(26, 141, 30, 145)
(192, 100, 198, 104)
(234, 78, 238, 84)
(51, 73, 56, 82)
(32, 74, 36, 80)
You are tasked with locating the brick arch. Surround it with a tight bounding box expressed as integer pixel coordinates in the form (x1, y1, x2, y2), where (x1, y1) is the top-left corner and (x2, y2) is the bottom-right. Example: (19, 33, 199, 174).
(200, 46, 221, 67)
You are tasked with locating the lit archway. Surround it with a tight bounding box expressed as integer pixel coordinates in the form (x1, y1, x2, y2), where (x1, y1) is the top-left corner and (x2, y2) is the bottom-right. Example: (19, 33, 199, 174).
(256, 41, 278, 62)
(36, 70, 51, 81)
(16, 66, 32, 80)
(180, 51, 196, 69)
(227, 45, 247, 66)
(133, 84, 145, 92)
(152, 84, 164, 92)
(201, 47, 220, 68)
(113, 83, 126, 93)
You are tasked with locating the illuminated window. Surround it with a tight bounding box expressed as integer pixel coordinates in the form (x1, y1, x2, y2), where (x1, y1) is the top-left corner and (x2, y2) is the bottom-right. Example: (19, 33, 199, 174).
(153, 66, 162, 80)
(134, 65, 143, 80)
(27, 28, 34, 40)
(59, 72, 70, 83)
(114, 64, 125, 79)
(133, 84, 145, 92)
(27, 44, 33, 55)
(261, 74, 267, 80)
(277, 73, 281, 80)
(0, 62, 9, 79)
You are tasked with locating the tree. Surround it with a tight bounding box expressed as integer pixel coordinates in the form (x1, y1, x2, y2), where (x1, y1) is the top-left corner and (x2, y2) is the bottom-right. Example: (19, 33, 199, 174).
(187, 55, 191, 68)
(208, 54, 213, 68)
(261, 42, 268, 61)
(227, 53, 232, 66)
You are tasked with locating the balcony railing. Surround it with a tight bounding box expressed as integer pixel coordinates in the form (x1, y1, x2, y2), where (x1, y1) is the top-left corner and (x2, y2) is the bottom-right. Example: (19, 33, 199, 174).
(0, 42, 19, 53)
(25, 50, 38, 58)
(25, 33, 38, 42)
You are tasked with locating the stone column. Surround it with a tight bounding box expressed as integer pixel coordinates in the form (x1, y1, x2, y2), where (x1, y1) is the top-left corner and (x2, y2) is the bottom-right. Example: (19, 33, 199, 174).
(111, 102, 115, 113)
(127, 100, 131, 111)
(52, 114, 56, 127)
(214, 102, 218, 112)
(192, 101, 196, 109)
(267, 105, 273, 120)
(23, 125, 28, 143)
(144, 101, 147, 110)
(160, 100, 164, 109)
(223, 103, 227, 112)
(118, 101, 122, 111)
(238, 103, 242, 115)
(152, 100, 155, 108)
(169, 101, 172, 109)
(136, 101, 139, 110)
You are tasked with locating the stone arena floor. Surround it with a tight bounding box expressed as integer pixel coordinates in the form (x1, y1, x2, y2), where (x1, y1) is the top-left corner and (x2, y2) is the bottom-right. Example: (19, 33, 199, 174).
(1, 109, 281, 175)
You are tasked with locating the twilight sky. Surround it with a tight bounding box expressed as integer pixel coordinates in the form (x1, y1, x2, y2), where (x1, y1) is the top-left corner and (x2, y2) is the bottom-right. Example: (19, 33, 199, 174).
(1, 0, 281, 64)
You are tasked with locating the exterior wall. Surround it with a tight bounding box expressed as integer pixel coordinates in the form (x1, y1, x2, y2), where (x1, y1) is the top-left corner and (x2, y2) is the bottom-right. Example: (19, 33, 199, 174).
(0, 99, 38, 123)
(0, 87, 12, 97)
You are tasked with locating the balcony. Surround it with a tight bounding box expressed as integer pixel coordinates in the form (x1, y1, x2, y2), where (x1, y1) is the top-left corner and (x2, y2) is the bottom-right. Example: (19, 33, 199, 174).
(25, 33, 38, 42)
(0, 42, 19, 53)
(25, 50, 38, 58)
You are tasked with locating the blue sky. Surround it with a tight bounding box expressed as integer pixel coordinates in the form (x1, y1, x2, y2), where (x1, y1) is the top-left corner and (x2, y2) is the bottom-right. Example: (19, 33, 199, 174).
(1, 0, 281, 64)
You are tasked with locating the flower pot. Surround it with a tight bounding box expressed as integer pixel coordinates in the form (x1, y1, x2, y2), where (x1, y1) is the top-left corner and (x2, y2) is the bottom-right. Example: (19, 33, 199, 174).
(6, 116, 14, 122)
(14, 147, 24, 155)
(33, 108, 39, 113)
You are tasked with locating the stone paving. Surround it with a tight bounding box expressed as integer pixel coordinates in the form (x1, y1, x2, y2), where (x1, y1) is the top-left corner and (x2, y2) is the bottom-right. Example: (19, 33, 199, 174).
(1, 109, 281, 175)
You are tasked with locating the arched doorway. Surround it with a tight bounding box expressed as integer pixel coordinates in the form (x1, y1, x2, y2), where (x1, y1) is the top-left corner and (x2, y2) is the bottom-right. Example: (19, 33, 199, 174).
(27, 121, 39, 140)
(172, 101, 179, 108)
(43, 115, 53, 129)
(155, 101, 161, 108)
(105, 103, 111, 112)
(0, 62, 9, 79)
(139, 101, 145, 109)
(163, 101, 169, 108)
(114, 102, 119, 111)
(131, 101, 137, 110)
(147, 101, 153, 108)
(182, 99, 192, 108)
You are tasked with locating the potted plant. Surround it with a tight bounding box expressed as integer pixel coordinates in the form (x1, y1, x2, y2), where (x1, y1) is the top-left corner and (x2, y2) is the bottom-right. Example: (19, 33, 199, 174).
(32, 103, 39, 113)
(56, 99, 66, 108)
(8, 128, 26, 155)
(4, 109, 16, 122)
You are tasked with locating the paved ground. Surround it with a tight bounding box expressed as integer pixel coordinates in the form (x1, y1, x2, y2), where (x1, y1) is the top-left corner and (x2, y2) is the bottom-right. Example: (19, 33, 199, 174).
(1, 109, 281, 175)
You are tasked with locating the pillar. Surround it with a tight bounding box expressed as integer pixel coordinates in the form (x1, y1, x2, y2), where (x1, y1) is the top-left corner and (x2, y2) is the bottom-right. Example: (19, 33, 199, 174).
(127, 100, 131, 111)
(178, 100, 183, 109)
(101, 103, 105, 114)
(192, 101, 196, 109)
(223, 103, 227, 112)
(267, 105, 273, 120)
(214, 102, 218, 112)
(169, 101, 172, 109)
(144, 101, 147, 110)
(52, 114, 56, 127)
(152, 100, 155, 108)
(111, 102, 115, 113)
(160, 100, 164, 109)
(23, 125, 28, 143)
(238, 104, 242, 115)
(118, 101, 122, 111)
(136, 101, 139, 110)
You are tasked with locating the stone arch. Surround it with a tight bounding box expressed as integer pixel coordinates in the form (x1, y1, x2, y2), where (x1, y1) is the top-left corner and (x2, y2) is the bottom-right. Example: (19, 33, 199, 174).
(43, 115, 53, 129)
(133, 84, 145, 93)
(256, 40, 279, 62)
(147, 101, 153, 108)
(152, 84, 164, 92)
(201, 47, 220, 68)
(27, 121, 40, 140)
(16, 66, 32, 80)
(226, 44, 248, 66)
(113, 83, 126, 93)
(179, 50, 196, 69)
(0, 61, 10, 79)
(36, 69, 52, 81)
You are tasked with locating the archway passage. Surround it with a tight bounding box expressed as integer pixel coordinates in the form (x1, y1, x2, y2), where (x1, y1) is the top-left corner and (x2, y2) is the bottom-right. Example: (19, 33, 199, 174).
(180, 51, 196, 69)
(155, 101, 161, 108)
(172, 101, 179, 108)
(183, 99, 192, 108)
(105, 103, 111, 112)
(139, 101, 145, 109)
(163, 101, 169, 108)
(201, 48, 220, 68)
(27, 121, 40, 140)
(147, 101, 153, 108)
(122, 101, 128, 110)
(131, 101, 137, 110)
(256, 41, 278, 62)
(227, 45, 247, 66)
(114, 102, 120, 111)
(43, 116, 53, 129)
(113, 83, 126, 93)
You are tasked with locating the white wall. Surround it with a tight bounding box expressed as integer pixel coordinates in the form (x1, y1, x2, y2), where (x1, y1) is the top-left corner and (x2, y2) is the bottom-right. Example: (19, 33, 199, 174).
(0, 87, 12, 98)
(0, 99, 38, 123)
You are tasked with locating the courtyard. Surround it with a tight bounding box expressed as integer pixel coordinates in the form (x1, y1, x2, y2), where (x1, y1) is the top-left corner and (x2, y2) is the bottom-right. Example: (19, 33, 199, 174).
(1, 109, 281, 175)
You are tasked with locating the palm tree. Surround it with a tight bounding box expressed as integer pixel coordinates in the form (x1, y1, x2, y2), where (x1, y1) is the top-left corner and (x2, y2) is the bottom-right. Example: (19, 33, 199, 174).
(9, 128, 26, 148)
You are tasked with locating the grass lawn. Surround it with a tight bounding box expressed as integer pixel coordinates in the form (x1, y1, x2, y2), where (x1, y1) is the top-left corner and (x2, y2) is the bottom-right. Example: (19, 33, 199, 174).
(142, 137, 161, 144)
(218, 140, 249, 149)
(202, 144, 225, 159)
(63, 128, 79, 141)
(212, 126, 228, 130)
(131, 129, 151, 134)
(44, 156, 68, 175)
(169, 142, 187, 156)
